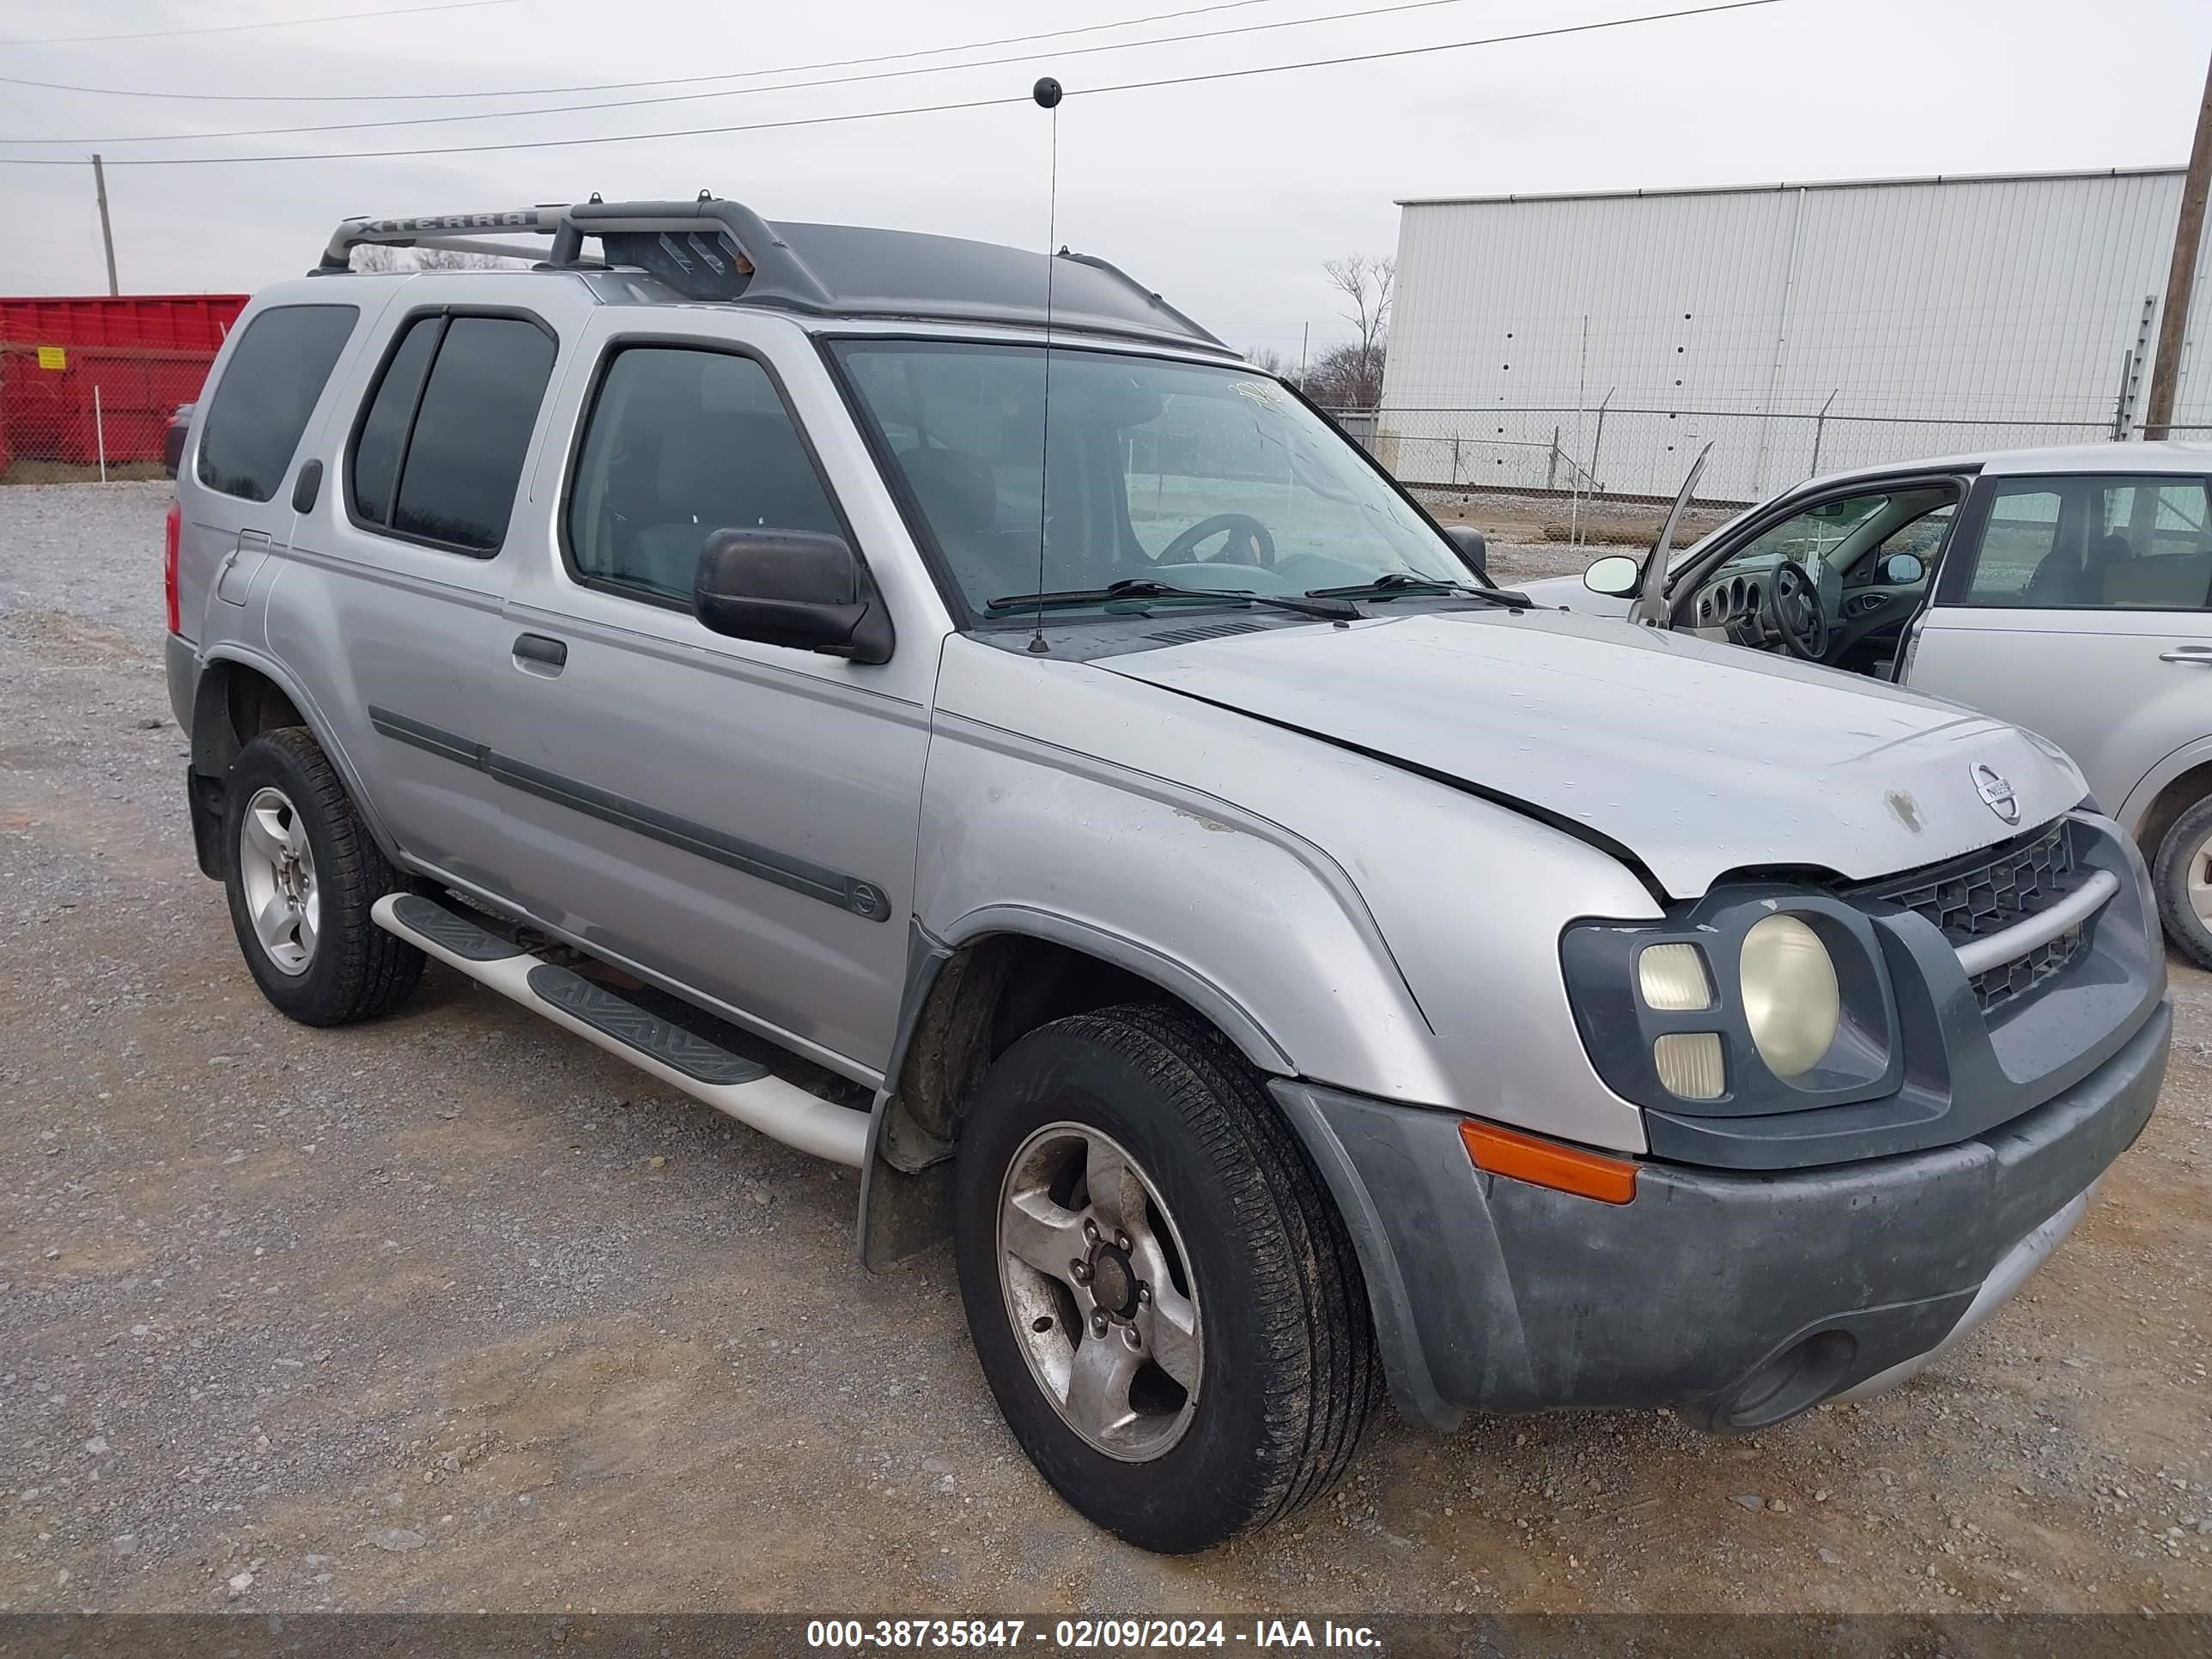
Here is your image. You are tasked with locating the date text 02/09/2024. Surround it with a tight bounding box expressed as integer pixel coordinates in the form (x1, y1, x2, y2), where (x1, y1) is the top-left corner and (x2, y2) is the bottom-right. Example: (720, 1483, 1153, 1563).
(804, 1620, 1382, 1650)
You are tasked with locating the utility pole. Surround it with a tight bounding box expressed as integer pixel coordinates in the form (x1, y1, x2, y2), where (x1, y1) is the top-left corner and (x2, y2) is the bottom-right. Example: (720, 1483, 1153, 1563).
(1297, 321, 1310, 389)
(92, 154, 119, 296)
(2145, 48, 2212, 440)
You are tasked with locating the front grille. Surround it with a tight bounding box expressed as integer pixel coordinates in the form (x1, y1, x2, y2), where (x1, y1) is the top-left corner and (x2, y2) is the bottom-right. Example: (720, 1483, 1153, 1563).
(1970, 925, 2085, 1012)
(1857, 818, 2088, 1014)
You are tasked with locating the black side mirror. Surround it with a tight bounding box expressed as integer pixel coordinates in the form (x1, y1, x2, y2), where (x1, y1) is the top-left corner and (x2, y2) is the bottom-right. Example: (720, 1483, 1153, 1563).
(693, 529, 894, 665)
(1444, 523, 1488, 579)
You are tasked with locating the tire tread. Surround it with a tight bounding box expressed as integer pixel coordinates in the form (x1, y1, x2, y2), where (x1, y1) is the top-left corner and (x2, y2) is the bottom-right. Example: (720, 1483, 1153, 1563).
(999, 1002, 1380, 1544)
(225, 727, 423, 1025)
(2153, 795, 2212, 972)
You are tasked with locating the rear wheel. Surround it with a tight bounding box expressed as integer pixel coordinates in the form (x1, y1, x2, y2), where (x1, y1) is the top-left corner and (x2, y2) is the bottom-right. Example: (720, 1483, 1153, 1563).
(952, 1003, 1378, 1553)
(2154, 795, 2212, 970)
(222, 727, 424, 1025)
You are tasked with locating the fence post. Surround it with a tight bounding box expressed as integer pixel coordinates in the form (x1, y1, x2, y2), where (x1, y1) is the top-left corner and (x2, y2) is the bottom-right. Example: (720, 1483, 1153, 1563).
(1547, 426, 1559, 490)
(1590, 391, 1611, 496)
(1808, 389, 1837, 480)
(94, 384, 106, 483)
(1449, 434, 1461, 485)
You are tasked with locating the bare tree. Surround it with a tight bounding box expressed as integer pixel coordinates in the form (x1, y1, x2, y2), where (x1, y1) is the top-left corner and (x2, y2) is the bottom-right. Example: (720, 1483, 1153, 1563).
(412, 246, 529, 270)
(1321, 252, 1395, 408)
(1246, 345, 1296, 384)
(1299, 341, 1387, 410)
(349, 244, 528, 272)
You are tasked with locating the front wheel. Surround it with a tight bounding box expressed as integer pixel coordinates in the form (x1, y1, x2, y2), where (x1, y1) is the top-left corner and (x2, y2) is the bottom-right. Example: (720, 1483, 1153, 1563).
(2153, 793, 2212, 969)
(221, 727, 425, 1025)
(952, 1004, 1378, 1553)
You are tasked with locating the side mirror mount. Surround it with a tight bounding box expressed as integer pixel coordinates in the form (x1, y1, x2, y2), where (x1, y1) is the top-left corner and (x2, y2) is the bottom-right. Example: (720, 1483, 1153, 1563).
(1443, 524, 1488, 579)
(1876, 551, 1925, 586)
(1583, 553, 1641, 598)
(692, 528, 893, 665)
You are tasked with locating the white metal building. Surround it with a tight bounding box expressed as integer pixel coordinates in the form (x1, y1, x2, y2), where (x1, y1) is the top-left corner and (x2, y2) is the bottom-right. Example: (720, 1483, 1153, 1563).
(1381, 168, 2212, 503)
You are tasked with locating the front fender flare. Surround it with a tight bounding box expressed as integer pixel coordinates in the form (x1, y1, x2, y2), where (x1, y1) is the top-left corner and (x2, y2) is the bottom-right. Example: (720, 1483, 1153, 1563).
(936, 903, 1293, 1075)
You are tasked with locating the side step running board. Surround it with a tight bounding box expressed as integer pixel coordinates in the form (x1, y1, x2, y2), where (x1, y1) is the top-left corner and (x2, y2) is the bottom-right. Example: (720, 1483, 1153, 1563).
(372, 893, 867, 1167)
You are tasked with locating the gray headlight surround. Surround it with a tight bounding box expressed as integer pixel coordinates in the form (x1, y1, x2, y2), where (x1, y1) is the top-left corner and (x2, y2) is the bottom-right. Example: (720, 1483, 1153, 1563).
(1560, 885, 1903, 1117)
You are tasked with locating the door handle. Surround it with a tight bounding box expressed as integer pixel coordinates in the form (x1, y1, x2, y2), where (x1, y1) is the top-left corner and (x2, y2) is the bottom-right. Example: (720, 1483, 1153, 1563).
(2159, 645, 2212, 665)
(513, 632, 568, 672)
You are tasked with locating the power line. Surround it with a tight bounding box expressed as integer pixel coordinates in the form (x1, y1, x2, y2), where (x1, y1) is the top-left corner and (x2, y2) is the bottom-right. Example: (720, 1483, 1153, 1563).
(0, 0, 1288, 102)
(1, 0, 1504, 147)
(0, 2, 1791, 167)
(0, 0, 519, 48)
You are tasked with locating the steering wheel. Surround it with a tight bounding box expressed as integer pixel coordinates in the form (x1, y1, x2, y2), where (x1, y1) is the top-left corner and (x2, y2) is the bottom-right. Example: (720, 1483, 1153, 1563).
(1765, 558, 1830, 660)
(1158, 512, 1277, 568)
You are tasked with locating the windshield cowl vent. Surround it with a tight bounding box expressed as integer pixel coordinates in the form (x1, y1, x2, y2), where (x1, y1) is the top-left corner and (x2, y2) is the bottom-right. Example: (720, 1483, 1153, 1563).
(1146, 621, 1267, 646)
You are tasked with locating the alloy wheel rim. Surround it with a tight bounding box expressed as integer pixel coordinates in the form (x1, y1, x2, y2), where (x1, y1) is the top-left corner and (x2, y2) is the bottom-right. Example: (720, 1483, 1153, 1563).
(996, 1121, 1203, 1462)
(238, 786, 319, 976)
(2188, 831, 2212, 930)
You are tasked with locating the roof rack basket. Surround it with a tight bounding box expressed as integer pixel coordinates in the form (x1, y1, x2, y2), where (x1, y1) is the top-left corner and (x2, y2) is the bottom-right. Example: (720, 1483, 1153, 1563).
(312, 192, 1232, 354)
(313, 195, 837, 307)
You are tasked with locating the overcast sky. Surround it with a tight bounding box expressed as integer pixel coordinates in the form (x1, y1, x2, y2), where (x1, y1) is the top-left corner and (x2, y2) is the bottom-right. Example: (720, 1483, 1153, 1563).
(3, 0, 2208, 358)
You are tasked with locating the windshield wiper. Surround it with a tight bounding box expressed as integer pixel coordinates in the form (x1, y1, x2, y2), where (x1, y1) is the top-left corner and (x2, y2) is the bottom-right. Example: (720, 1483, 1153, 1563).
(1304, 572, 1534, 607)
(986, 578, 1361, 622)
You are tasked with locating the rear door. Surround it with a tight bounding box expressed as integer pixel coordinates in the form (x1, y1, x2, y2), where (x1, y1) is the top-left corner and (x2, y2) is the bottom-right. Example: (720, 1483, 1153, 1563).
(1906, 471, 2212, 811)
(268, 281, 578, 878)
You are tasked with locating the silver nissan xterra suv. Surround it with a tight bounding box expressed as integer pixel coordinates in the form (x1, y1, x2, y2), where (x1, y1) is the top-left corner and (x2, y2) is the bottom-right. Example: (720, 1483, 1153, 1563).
(166, 197, 2171, 1554)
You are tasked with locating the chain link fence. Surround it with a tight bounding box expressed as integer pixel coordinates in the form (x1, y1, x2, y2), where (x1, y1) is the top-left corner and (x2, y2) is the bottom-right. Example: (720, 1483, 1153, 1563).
(1352, 402, 2123, 508)
(0, 341, 215, 483)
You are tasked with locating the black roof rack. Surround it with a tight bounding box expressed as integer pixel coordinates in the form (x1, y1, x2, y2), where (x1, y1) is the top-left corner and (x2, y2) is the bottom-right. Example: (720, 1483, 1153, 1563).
(313, 194, 1234, 357)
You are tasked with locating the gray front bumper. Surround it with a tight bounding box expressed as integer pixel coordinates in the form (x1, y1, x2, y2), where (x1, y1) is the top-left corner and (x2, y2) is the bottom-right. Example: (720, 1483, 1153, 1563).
(1273, 999, 2168, 1433)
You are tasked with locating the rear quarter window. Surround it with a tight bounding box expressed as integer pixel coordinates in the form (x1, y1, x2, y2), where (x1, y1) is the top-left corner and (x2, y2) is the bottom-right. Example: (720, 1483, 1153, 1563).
(195, 305, 359, 502)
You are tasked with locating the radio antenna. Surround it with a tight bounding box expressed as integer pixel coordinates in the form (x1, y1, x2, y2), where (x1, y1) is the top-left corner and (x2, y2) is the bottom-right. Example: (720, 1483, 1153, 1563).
(1027, 74, 1062, 656)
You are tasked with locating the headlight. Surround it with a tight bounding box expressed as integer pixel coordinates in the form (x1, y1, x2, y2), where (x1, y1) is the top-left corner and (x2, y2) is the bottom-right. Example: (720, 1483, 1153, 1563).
(1739, 915, 1840, 1077)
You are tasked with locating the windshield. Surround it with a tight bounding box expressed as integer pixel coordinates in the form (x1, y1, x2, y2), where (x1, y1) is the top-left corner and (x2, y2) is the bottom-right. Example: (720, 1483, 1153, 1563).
(830, 341, 1474, 617)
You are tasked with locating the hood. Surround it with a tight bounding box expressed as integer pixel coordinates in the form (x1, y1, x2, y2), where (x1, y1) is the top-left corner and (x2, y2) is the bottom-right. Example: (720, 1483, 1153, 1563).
(1512, 572, 1628, 616)
(1097, 606, 2084, 898)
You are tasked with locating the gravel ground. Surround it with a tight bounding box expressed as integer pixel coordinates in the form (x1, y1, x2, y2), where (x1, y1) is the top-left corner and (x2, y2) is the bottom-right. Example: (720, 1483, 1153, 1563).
(2, 482, 2208, 1615)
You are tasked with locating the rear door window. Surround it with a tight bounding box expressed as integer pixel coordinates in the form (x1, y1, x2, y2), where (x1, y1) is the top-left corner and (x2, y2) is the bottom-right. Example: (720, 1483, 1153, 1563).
(1951, 477, 2212, 609)
(196, 304, 359, 502)
(347, 312, 557, 556)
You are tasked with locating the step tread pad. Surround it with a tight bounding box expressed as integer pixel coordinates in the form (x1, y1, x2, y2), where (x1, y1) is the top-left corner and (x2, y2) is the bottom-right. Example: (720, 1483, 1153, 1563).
(526, 963, 769, 1086)
(392, 894, 523, 962)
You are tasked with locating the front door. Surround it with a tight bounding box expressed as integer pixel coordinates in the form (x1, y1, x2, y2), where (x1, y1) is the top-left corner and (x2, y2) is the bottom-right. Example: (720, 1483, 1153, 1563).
(1907, 471, 2212, 813)
(471, 313, 933, 1079)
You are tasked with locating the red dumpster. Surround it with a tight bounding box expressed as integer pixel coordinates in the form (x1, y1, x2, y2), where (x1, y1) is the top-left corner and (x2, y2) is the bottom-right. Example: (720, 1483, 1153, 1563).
(0, 296, 244, 471)
(0, 294, 246, 352)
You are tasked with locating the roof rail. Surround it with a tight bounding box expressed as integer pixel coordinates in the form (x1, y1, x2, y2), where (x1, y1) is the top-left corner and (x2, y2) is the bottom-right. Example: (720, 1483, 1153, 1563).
(313, 195, 836, 307)
(312, 193, 1235, 355)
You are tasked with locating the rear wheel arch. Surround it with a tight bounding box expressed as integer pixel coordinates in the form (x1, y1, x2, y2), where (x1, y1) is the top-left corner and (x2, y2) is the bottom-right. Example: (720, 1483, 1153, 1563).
(189, 653, 403, 872)
(191, 657, 307, 781)
(2130, 756, 2212, 863)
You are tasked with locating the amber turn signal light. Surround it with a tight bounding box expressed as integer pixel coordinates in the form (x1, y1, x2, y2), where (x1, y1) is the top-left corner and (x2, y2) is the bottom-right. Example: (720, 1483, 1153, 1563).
(1459, 1119, 1639, 1206)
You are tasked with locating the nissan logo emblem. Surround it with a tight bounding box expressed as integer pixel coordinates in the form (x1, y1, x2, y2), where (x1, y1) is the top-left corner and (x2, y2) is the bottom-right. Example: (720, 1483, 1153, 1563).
(1972, 763, 2021, 825)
